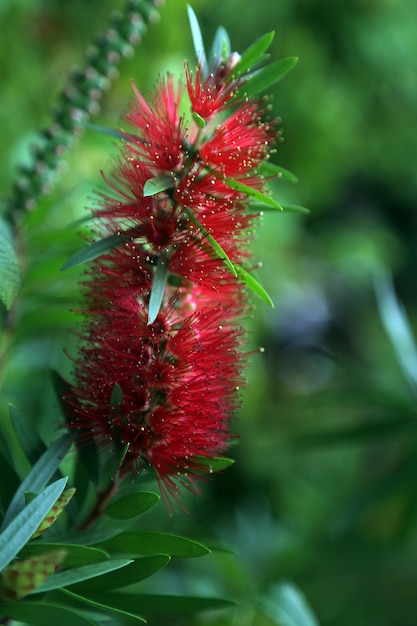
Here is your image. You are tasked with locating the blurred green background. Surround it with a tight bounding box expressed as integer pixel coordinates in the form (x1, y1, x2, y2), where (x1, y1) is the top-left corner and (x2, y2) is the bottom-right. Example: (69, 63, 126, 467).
(2, 0, 417, 624)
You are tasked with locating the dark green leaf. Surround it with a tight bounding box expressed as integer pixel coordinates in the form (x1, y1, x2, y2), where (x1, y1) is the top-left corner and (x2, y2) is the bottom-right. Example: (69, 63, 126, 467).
(9, 404, 47, 466)
(104, 491, 160, 519)
(231, 31, 275, 77)
(0, 226, 21, 310)
(233, 56, 298, 100)
(224, 178, 283, 210)
(110, 382, 124, 408)
(257, 161, 299, 183)
(186, 209, 237, 277)
(143, 173, 174, 197)
(79, 592, 235, 615)
(60, 588, 146, 622)
(187, 4, 208, 75)
(100, 531, 210, 558)
(19, 543, 109, 567)
(210, 25, 231, 62)
(0, 449, 20, 518)
(148, 254, 169, 325)
(60, 232, 133, 271)
(84, 121, 136, 144)
(1, 433, 74, 531)
(33, 559, 132, 593)
(260, 582, 319, 626)
(189, 456, 235, 472)
(1, 601, 98, 626)
(70, 555, 170, 592)
(0, 477, 67, 571)
(234, 264, 274, 307)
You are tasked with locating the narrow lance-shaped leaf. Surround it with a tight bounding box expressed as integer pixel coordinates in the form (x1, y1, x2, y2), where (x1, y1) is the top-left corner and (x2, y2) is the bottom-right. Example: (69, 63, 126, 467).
(61, 232, 135, 271)
(104, 491, 160, 520)
(1, 433, 74, 531)
(257, 161, 299, 183)
(0, 601, 98, 626)
(33, 559, 133, 594)
(100, 531, 210, 558)
(232, 56, 298, 101)
(143, 173, 174, 197)
(224, 177, 283, 210)
(9, 404, 47, 466)
(234, 264, 274, 308)
(148, 254, 169, 325)
(230, 31, 275, 78)
(209, 25, 231, 63)
(187, 4, 208, 76)
(59, 588, 146, 623)
(0, 477, 68, 572)
(186, 210, 237, 277)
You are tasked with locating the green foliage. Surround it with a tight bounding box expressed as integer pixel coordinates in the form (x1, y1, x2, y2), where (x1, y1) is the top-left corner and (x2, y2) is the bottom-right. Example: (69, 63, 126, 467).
(0, 220, 20, 310)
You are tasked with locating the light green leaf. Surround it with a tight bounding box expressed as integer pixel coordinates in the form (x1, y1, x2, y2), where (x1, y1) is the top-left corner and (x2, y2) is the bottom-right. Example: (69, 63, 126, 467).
(186, 210, 237, 277)
(189, 456, 235, 473)
(148, 254, 169, 325)
(0, 226, 21, 310)
(100, 531, 210, 558)
(233, 56, 298, 100)
(0, 477, 67, 572)
(104, 491, 160, 519)
(19, 543, 109, 567)
(84, 121, 136, 144)
(258, 162, 299, 183)
(0, 601, 98, 626)
(1, 433, 73, 531)
(231, 31, 275, 78)
(224, 178, 283, 210)
(210, 25, 231, 62)
(33, 559, 133, 593)
(60, 232, 133, 271)
(192, 111, 206, 128)
(260, 582, 320, 626)
(281, 204, 310, 214)
(70, 555, 170, 592)
(143, 173, 174, 197)
(235, 264, 274, 307)
(60, 588, 147, 623)
(187, 4, 208, 75)
(9, 404, 47, 466)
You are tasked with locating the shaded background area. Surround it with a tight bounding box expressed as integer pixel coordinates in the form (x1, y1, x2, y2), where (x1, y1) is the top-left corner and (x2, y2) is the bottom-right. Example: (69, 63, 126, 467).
(2, 0, 417, 624)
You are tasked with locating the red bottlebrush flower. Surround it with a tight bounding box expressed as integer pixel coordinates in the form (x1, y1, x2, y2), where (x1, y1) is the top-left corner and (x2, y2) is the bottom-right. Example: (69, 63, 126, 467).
(185, 58, 240, 120)
(64, 50, 281, 510)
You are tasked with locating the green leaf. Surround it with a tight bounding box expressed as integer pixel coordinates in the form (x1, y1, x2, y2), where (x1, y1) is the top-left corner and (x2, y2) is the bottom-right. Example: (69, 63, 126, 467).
(281, 204, 310, 214)
(0, 225, 21, 310)
(210, 25, 231, 62)
(0, 449, 20, 516)
(100, 531, 210, 558)
(143, 173, 174, 197)
(104, 491, 160, 519)
(84, 121, 136, 144)
(1, 601, 98, 626)
(231, 31, 275, 78)
(233, 56, 298, 100)
(189, 456, 235, 473)
(78, 592, 235, 616)
(258, 161, 299, 183)
(70, 555, 170, 592)
(192, 110, 206, 128)
(0, 477, 67, 572)
(19, 543, 109, 567)
(187, 4, 208, 75)
(260, 583, 319, 626)
(110, 382, 124, 408)
(148, 254, 169, 325)
(224, 178, 284, 210)
(60, 588, 147, 622)
(186, 210, 237, 277)
(60, 232, 133, 271)
(1, 433, 73, 531)
(9, 404, 47, 466)
(33, 559, 133, 593)
(234, 264, 274, 307)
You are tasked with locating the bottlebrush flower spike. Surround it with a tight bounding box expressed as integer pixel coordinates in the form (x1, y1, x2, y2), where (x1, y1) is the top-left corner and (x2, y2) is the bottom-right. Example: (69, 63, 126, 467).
(62, 17, 297, 511)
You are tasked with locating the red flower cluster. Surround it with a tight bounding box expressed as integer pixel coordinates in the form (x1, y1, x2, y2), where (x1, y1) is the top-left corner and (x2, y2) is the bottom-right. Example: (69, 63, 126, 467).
(65, 56, 279, 509)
